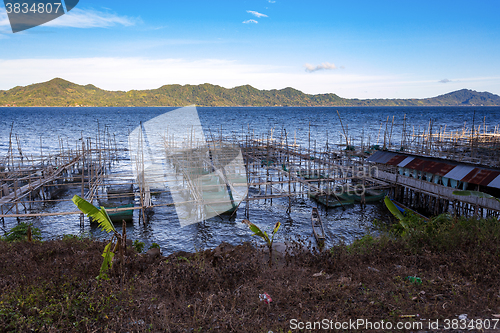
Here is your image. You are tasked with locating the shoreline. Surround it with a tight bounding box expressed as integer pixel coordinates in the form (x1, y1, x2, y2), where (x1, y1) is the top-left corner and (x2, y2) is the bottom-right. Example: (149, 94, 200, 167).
(1, 218, 499, 332)
(1, 79, 500, 108)
(2, 105, 499, 108)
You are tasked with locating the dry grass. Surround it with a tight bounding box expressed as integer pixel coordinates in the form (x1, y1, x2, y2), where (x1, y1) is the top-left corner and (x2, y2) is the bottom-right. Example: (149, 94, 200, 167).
(1, 216, 500, 332)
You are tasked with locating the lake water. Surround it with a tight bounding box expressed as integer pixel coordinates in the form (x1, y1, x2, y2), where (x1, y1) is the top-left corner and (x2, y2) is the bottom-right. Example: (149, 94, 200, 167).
(1, 106, 500, 254)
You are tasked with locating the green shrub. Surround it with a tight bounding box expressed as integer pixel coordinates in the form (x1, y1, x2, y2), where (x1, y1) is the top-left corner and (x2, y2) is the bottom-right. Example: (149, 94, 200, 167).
(61, 232, 92, 241)
(133, 240, 145, 253)
(378, 212, 500, 253)
(2, 223, 42, 242)
(347, 234, 376, 253)
(148, 242, 160, 250)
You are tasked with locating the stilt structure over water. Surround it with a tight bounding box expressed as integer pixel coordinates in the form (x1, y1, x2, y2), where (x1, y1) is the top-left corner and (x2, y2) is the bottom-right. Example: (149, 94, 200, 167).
(1, 110, 500, 224)
(367, 150, 500, 218)
(0, 125, 129, 223)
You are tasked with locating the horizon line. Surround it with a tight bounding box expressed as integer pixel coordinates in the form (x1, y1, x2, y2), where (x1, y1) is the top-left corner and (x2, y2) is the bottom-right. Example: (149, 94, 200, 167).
(2, 77, 498, 102)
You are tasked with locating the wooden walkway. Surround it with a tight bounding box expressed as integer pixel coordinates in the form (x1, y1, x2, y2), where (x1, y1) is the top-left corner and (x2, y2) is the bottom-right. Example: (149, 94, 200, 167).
(374, 170, 500, 212)
(0, 155, 82, 205)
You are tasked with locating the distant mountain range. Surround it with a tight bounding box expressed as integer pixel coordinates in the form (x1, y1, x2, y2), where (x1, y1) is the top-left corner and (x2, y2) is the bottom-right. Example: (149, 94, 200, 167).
(1, 78, 499, 107)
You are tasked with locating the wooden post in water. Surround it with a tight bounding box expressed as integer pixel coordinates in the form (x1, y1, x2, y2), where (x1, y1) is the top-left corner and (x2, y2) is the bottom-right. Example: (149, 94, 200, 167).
(286, 130, 291, 214)
(80, 139, 85, 226)
(13, 179, 19, 216)
(383, 116, 389, 150)
(389, 115, 395, 150)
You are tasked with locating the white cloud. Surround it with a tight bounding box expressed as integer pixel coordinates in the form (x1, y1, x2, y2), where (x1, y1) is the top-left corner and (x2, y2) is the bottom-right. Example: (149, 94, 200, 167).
(247, 10, 268, 18)
(305, 62, 338, 72)
(0, 8, 9, 27)
(0, 57, 498, 99)
(44, 8, 138, 28)
(439, 78, 451, 83)
(0, 57, 380, 94)
(243, 19, 258, 24)
(268, 0, 276, 3)
(0, 7, 137, 29)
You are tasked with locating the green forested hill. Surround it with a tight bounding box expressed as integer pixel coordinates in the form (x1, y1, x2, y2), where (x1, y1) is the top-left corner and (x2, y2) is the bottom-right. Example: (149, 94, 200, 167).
(1, 78, 499, 107)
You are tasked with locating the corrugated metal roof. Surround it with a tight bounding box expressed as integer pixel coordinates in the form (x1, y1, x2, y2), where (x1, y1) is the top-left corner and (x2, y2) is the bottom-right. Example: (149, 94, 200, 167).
(397, 157, 414, 167)
(421, 161, 455, 176)
(367, 150, 500, 189)
(366, 151, 398, 164)
(462, 168, 500, 186)
(387, 155, 408, 166)
(444, 165, 476, 181)
(488, 174, 500, 189)
(404, 159, 427, 172)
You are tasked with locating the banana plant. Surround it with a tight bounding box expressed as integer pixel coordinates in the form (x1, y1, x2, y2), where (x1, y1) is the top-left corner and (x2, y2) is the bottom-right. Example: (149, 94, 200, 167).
(72, 195, 120, 280)
(452, 190, 500, 203)
(242, 219, 281, 267)
(384, 196, 404, 221)
(452, 190, 500, 218)
(384, 196, 409, 232)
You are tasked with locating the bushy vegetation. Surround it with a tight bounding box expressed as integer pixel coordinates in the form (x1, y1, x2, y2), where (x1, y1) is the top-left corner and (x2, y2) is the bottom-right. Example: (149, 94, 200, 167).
(372, 211, 500, 254)
(148, 242, 160, 250)
(133, 240, 145, 253)
(1, 214, 500, 332)
(2, 78, 498, 107)
(0, 222, 42, 242)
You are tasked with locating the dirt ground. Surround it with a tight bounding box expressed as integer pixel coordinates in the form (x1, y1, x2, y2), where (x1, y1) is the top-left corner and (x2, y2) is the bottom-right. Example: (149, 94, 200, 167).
(1, 232, 500, 333)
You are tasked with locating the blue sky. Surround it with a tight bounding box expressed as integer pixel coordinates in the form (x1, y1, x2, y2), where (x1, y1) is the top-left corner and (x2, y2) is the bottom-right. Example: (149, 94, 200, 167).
(0, 0, 499, 98)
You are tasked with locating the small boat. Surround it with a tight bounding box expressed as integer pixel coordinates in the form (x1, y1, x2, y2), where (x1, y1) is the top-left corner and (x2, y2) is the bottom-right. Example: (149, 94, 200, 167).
(201, 183, 237, 215)
(309, 192, 355, 208)
(100, 203, 134, 223)
(388, 198, 429, 221)
(364, 189, 387, 202)
(311, 207, 326, 246)
(297, 170, 326, 180)
(339, 189, 386, 203)
(98, 184, 135, 223)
